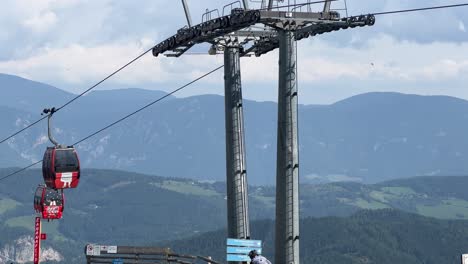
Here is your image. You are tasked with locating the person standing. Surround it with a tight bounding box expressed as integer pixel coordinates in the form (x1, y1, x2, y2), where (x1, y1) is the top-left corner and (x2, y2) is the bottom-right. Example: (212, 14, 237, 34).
(248, 250, 272, 264)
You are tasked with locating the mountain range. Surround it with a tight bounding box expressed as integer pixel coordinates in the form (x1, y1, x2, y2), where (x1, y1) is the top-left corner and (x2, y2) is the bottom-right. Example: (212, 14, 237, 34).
(1, 73, 468, 185)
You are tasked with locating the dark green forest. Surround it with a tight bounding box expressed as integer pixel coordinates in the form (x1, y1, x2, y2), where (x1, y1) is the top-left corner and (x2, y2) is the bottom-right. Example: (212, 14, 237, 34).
(168, 209, 468, 264)
(3, 169, 468, 263)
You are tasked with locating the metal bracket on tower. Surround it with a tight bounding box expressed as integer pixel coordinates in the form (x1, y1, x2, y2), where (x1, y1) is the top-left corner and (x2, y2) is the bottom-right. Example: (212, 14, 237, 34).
(181, 0, 193, 27)
(242, 0, 249, 10)
(267, 0, 274, 10)
(323, 0, 332, 12)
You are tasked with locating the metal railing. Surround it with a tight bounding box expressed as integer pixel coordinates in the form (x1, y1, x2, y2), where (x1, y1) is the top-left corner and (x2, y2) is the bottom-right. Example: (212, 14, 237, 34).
(202, 8, 220, 23)
(223, 1, 243, 16)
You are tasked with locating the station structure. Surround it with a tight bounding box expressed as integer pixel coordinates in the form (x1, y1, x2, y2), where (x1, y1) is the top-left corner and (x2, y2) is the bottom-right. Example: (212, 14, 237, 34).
(152, 1, 375, 263)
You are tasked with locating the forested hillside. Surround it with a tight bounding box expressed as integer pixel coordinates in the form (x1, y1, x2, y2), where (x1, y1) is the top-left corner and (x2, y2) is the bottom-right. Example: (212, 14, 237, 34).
(2, 168, 468, 262)
(167, 210, 468, 264)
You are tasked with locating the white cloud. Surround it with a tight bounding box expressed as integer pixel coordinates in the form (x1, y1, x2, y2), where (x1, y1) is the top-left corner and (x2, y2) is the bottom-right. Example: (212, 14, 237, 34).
(2, 33, 468, 103)
(240, 34, 468, 103)
(241, 35, 468, 83)
(1, 0, 468, 104)
(459, 21, 466, 32)
(0, 39, 224, 93)
(22, 11, 57, 33)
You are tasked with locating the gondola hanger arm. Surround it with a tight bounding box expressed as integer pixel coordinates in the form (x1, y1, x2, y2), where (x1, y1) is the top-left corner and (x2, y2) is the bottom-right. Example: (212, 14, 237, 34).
(41, 107, 59, 147)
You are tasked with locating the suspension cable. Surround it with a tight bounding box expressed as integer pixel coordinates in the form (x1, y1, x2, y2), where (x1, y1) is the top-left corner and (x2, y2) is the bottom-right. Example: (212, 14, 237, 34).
(0, 46, 154, 145)
(2, 2, 468, 179)
(3, 1, 468, 146)
(373, 3, 468, 16)
(0, 65, 224, 182)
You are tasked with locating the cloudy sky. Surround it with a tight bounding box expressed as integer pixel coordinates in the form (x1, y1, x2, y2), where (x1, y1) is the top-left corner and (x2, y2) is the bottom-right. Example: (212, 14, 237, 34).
(1, 0, 468, 104)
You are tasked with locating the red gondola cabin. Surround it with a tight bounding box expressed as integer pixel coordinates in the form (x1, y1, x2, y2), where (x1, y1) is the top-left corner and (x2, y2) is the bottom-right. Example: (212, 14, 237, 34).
(42, 147, 80, 189)
(34, 185, 64, 220)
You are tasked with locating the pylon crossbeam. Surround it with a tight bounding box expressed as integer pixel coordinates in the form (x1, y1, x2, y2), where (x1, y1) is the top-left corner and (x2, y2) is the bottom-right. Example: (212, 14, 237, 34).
(152, 8, 375, 58)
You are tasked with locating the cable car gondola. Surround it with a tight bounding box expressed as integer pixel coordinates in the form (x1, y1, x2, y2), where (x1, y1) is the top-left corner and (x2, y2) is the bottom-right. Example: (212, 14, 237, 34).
(43, 146, 80, 189)
(41, 107, 81, 189)
(34, 185, 64, 220)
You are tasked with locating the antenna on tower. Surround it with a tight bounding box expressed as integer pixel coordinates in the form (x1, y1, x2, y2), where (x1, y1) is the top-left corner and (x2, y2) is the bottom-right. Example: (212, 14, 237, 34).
(242, 0, 249, 9)
(323, 0, 332, 12)
(268, 0, 274, 10)
(181, 0, 193, 27)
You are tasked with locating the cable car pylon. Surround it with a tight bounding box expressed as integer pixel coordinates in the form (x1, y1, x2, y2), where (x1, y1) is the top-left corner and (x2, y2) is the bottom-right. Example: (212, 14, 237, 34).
(275, 29, 300, 264)
(224, 44, 250, 243)
(155, 1, 376, 263)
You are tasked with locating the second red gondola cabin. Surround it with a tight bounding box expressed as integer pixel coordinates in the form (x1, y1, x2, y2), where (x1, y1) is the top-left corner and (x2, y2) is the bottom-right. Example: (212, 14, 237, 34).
(42, 147, 80, 189)
(34, 185, 64, 220)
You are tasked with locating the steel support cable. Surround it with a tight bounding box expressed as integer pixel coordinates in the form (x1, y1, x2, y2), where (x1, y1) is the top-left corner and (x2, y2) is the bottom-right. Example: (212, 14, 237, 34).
(3, 3, 462, 143)
(0, 0, 335, 146)
(0, 47, 155, 145)
(0, 116, 49, 145)
(373, 3, 468, 16)
(0, 160, 43, 181)
(258, 1, 468, 16)
(73, 65, 223, 145)
(0, 65, 224, 182)
(3, 2, 468, 178)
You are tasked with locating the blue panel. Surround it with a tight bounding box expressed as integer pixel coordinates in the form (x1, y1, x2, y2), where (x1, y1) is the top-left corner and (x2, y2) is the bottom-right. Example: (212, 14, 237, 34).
(227, 254, 252, 262)
(226, 238, 262, 247)
(112, 259, 123, 264)
(227, 247, 262, 254)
